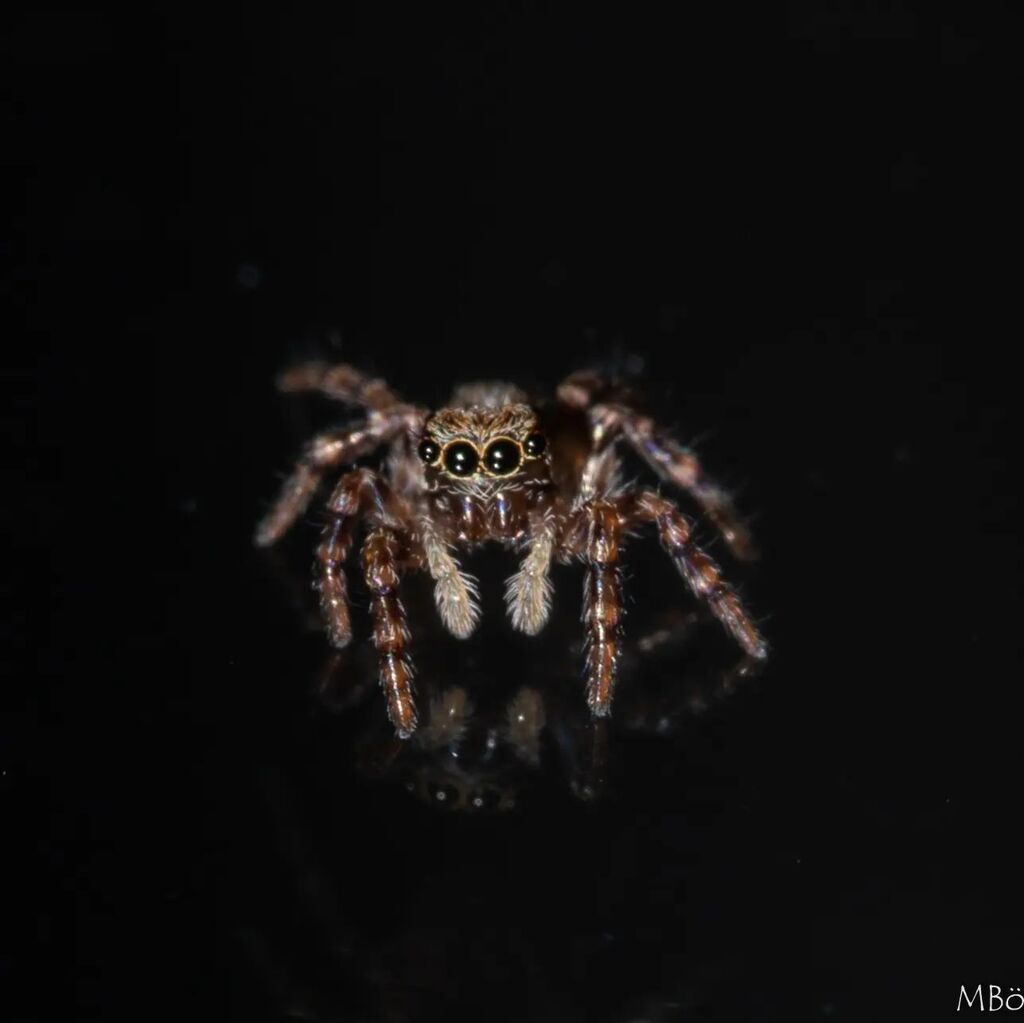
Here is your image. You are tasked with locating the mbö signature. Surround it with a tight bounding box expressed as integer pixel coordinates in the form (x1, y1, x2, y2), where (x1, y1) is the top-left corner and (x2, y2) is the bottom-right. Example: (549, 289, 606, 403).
(959, 987, 1024, 1012)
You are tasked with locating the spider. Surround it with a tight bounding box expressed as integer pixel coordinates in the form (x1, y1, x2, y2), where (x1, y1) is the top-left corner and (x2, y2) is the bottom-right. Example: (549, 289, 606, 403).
(255, 362, 768, 737)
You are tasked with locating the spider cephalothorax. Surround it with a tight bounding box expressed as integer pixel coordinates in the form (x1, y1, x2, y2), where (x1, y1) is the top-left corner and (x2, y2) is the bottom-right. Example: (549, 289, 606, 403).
(418, 401, 549, 486)
(256, 363, 767, 737)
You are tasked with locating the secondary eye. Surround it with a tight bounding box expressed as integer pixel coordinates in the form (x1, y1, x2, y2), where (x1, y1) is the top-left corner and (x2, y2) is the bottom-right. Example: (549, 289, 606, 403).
(418, 438, 441, 464)
(444, 441, 479, 477)
(524, 433, 547, 458)
(483, 438, 522, 476)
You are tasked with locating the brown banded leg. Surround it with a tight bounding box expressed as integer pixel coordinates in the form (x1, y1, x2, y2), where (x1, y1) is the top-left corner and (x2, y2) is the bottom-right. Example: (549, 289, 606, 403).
(254, 419, 406, 547)
(631, 491, 767, 659)
(276, 361, 403, 411)
(313, 468, 407, 650)
(596, 402, 757, 561)
(361, 528, 417, 737)
(315, 513, 357, 648)
(557, 368, 756, 560)
(578, 500, 624, 716)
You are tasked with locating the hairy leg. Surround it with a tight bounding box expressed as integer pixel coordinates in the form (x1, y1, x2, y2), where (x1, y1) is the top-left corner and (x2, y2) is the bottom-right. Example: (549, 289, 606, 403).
(420, 517, 480, 639)
(595, 403, 757, 560)
(316, 513, 358, 648)
(556, 369, 756, 560)
(276, 361, 402, 412)
(505, 511, 556, 635)
(255, 418, 407, 547)
(575, 444, 623, 506)
(564, 500, 624, 716)
(361, 528, 418, 737)
(629, 491, 767, 659)
(312, 468, 407, 651)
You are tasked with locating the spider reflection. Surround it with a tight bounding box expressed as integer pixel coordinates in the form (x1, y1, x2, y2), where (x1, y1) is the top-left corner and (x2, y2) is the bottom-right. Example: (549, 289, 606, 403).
(238, 574, 768, 1019)
(315, 609, 763, 813)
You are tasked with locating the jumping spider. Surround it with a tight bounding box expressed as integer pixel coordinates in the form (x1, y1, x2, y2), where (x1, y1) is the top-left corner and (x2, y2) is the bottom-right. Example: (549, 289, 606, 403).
(255, 362, 767, 737)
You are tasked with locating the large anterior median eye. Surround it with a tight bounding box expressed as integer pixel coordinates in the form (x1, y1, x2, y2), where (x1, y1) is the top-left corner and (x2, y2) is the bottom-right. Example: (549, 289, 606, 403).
(483, 438, 522, 476)
(444, 441, 479, 477)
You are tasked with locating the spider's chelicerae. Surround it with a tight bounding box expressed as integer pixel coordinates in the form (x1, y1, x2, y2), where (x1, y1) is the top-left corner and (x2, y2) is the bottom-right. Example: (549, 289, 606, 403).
(256, 362, 768, 737)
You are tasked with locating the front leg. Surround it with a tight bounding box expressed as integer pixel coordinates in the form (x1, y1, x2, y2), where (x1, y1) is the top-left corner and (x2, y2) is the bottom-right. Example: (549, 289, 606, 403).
(314, 468, 405, 650)
(362, 528, 418, 737)
(316, 512, 358, 648)
(566, 500, 624, 717)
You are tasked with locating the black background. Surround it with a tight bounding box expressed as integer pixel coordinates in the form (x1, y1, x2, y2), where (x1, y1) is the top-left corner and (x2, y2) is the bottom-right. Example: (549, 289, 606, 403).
(6, 5, 1020, 1021)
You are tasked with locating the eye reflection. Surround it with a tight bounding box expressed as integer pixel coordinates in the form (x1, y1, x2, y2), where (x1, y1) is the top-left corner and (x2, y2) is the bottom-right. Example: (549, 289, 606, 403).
(483, 438, 522, 476)
(444, 441, 479, 477)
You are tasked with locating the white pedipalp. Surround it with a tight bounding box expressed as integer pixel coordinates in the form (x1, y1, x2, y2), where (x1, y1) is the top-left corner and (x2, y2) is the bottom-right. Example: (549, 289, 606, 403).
(421, 518, 481, 639)
(505, 512, 555, 635)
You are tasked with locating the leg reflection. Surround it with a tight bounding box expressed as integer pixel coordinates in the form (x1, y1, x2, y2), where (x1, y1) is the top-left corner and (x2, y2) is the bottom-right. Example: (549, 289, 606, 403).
(314, 611, 766, 813)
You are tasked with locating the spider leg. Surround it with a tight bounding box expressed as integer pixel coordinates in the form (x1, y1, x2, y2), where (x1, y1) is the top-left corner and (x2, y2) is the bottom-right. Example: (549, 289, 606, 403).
(361, 527, 418, 738)
(313, 468, 408, 650)
(564, 500, 624, 717)
(254, 415, 410, 547)
(556, 368, 757, 561)
(316, 511, 358, 648)
(575, 444, 624, 507)
(505, 511, 556, 635)
(556, 368, 625, 409)
(276, 360, 404, 412)
(627, 490, 768, 659)
(596, 402, 757, 561)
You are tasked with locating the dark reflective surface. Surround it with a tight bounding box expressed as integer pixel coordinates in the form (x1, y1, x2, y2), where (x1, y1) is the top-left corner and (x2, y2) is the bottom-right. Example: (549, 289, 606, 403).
(314, 606, 764, 814)
(11, 6, 1019, 1021)
(209, 551, 779, 1022)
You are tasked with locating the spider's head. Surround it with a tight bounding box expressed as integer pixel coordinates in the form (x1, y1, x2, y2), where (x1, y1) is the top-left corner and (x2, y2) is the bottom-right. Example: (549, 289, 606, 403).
(416, 401, 550, 489)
